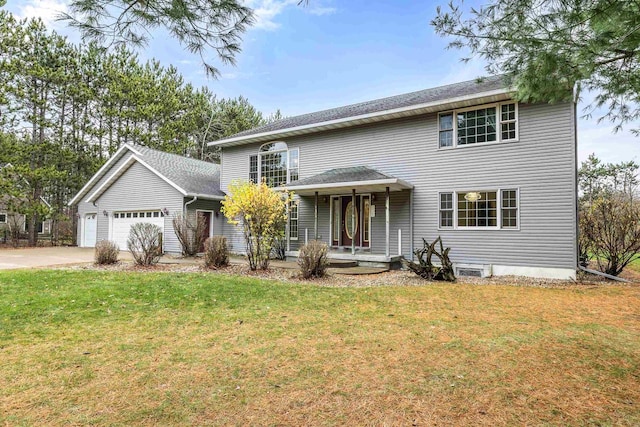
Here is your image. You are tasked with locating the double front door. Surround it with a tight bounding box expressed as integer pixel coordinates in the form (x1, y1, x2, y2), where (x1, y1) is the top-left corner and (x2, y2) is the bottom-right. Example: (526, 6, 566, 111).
(332, 195, 371, 248)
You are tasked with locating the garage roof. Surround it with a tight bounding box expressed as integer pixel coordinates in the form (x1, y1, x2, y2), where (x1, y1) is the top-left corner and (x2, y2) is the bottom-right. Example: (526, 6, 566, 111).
(69, 144, 223, 205)
(134, 145, 224, 199)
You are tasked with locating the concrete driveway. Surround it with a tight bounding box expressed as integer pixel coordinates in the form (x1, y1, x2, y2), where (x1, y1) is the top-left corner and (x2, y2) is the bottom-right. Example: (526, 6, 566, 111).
(0, 247, 131, 270)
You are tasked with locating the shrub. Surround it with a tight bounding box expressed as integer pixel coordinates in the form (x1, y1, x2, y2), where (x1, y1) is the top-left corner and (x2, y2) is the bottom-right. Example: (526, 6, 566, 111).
(173, 213, 207, 256)
(127, 222, 162, 266)
(298, 240, 329, 279)
(221, 180, 291, 270)
(203, 236, 229, 269)
(94, 240, 119, 265)
(581, 193, 640, 276)
(271, 236, 287, 260)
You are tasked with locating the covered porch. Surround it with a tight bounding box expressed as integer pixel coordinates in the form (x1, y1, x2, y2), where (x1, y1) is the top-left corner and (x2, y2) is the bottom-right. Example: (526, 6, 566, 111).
(282, 166, 414, 267)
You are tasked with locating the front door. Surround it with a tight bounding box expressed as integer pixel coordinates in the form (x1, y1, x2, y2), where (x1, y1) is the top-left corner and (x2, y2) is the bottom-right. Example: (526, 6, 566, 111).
(198, 211, 212, 252)
(341, 196, 359, 247)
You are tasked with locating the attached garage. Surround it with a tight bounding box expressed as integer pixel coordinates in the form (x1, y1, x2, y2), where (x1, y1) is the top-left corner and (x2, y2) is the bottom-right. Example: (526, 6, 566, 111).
(70, 144, 225, 254)
(111, 210, 165, 250)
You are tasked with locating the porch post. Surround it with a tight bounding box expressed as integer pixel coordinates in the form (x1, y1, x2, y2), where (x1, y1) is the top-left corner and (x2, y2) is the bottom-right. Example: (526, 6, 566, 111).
(385, 186, 390, 258)
(351, 188, 356, 255)
(314, 191, 319, 240)
(409, 189, 414, 261)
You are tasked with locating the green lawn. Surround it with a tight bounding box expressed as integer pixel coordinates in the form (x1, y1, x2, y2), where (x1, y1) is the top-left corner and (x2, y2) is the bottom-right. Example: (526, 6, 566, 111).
(1, 270, 639, 426)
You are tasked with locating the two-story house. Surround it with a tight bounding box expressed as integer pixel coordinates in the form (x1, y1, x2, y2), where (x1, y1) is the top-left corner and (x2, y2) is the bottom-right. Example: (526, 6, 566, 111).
(212, 76, 578, 279)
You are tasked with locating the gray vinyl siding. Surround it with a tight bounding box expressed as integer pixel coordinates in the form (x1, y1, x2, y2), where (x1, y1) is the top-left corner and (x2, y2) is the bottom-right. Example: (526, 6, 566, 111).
(76, 153, 134, 243)
(220, 101, 577, 270)
(80, 160, 184, 253)
(184, 198, 225, 239)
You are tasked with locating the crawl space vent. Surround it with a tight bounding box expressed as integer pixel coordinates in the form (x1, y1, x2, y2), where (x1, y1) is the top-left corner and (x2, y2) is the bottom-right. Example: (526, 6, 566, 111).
(457, 268, 483, 278)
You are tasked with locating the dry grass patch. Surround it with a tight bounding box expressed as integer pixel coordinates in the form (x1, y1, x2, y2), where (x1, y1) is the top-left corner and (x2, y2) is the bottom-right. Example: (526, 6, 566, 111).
(0, 270, 639, 426)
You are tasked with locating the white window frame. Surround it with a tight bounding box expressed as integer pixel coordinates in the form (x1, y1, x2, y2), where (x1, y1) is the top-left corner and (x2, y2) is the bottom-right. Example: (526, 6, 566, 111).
(0, 212, 6, 224)
(288, 199, 299, 241)
(437, 188, 520, 231)
(438, 101, 519, 150)
(500, 188, 520, 229)
(360, 194, 372, 247)
(250, 142, 300, 187)
(438, 192, 454, 228)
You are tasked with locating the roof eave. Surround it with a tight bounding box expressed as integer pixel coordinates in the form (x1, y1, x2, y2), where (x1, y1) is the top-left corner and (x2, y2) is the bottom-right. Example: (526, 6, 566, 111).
(210, 88, 513, 147)
(278, 177, 414, 196)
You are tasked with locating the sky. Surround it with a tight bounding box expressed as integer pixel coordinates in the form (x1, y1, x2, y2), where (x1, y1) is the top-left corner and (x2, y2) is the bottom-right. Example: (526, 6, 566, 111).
(6, 0, 639, 166)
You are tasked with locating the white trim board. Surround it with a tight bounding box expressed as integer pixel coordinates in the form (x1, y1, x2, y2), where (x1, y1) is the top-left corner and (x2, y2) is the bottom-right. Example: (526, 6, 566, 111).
(69, 144, 141, 205)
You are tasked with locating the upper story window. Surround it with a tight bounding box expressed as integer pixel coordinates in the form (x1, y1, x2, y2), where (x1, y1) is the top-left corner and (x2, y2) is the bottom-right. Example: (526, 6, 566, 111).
(249, 142, 299, 187)
(439, 102, 518, 149)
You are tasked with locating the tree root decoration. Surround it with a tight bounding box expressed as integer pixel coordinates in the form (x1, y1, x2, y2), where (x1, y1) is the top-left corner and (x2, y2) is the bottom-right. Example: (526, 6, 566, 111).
(402, 236, 456, 282)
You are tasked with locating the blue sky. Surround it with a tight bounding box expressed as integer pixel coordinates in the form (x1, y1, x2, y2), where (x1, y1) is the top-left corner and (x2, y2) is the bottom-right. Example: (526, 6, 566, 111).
(7, 0, 639, 165)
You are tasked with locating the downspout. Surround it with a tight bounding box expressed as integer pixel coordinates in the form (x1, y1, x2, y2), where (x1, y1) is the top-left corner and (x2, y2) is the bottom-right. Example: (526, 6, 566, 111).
(184, 196, 198, 216)
(573, 100, 580, 273)
(578, 266, 629, 283)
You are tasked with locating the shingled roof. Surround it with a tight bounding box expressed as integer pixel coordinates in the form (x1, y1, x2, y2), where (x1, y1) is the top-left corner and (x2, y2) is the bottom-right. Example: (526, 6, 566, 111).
(284, 166, 413, 195)
(133, 145, 223, 198)
(288, 166, 395, 187)
(212, 75, 510, 146)
(70, 144, 222, 205)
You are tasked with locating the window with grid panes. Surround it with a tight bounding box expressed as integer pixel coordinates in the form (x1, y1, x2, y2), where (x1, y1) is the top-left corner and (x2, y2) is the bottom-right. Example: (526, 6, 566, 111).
(250, 142, 298, 187)
(457, 107, 497, 145)
(501, 103, 517, 140)
(501, 189, 518, 228)
(289, 201, 298, 240)
(249, 155, 258, 183)
(439, 113, 454, 148)
(439, 193, 453, 227)
(457, 191, 497, 227)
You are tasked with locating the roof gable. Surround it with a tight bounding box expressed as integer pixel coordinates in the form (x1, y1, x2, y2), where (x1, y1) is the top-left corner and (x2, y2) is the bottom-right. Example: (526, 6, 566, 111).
(69, 144, 222, 206)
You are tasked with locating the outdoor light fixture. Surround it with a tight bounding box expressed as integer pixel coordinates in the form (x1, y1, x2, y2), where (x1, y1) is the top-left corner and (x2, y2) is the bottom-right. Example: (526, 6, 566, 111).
(464, 192, 482, 202)
(103, 210, 108, 217)
(214, 211, 219, 218)
(323, 196, 329, 203)
(162, 208, 169, 216)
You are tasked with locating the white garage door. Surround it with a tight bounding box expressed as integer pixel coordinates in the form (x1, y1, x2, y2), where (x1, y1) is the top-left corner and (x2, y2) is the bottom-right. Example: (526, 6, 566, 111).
(83, 213, 97, 248)
(112, 211, 164, 250)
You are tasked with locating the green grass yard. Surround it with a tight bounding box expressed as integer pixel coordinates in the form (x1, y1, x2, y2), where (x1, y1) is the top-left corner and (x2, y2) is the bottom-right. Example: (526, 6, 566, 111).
(1, 270, 639, 426)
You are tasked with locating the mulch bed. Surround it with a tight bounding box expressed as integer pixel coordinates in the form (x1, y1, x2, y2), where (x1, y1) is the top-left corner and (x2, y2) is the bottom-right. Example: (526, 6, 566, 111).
(62, 259, 638, 289)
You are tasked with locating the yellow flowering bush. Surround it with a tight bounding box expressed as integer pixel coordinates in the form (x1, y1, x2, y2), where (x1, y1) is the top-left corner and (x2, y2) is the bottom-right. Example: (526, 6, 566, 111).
(221, 180, 292, 270)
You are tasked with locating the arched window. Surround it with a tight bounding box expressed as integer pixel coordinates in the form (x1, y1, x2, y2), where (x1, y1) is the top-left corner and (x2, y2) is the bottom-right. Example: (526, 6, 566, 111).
(249, 142, 299, 187)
